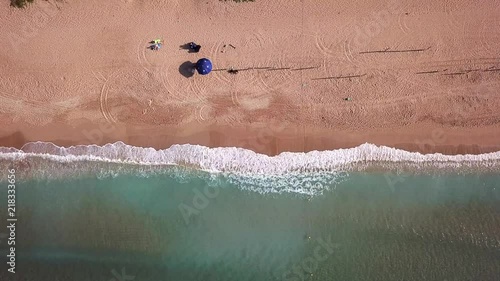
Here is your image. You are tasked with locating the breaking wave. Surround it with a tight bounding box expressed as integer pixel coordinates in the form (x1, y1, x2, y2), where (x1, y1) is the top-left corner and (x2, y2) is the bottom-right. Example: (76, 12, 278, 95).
(1, 141, 500, 173)
(0, 141, 499, 195)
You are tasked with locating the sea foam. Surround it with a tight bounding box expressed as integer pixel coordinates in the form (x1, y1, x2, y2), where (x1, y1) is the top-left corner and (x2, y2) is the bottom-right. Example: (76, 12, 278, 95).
(0, 142, 499, 195)
(1, 141, 500, 174)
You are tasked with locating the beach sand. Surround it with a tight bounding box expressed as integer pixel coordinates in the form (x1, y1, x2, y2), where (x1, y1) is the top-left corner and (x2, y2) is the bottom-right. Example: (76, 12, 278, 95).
(1, 0, 499, 155)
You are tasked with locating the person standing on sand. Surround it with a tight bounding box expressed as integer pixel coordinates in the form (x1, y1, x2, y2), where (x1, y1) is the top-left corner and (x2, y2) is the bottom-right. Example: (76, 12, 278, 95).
(189, 42, 201, 53)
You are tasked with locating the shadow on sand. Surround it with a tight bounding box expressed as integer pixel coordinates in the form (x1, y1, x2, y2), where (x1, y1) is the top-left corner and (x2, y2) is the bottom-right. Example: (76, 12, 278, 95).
(179, 61, 196, 78)
(179, 43, 201, 53)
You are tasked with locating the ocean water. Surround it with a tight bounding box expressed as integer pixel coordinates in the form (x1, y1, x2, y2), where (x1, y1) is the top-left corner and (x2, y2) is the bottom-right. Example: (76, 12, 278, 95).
(0, 142, 500, 281)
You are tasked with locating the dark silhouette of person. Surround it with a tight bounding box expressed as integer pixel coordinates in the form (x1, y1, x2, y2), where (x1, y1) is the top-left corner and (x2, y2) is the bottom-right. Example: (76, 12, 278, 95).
(189, 42, 201, 53)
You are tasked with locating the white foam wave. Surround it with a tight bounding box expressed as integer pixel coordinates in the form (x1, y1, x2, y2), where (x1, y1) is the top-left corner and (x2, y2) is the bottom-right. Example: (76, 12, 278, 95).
(1, 141, 500, 174)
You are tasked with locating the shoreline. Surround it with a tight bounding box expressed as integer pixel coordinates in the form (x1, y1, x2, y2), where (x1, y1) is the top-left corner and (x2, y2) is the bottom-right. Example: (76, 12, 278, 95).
(1, 0, 500, 158)
(1, 123, 500, 184)
(1, 121, 499, 156)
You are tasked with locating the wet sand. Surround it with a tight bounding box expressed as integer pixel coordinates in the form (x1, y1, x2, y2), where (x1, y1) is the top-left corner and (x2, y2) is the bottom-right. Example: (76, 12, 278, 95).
(2, 121, 499, 155)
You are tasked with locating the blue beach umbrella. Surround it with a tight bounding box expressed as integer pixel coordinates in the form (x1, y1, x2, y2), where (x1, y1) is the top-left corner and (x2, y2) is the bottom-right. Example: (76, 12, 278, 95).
(196, 58, 212, 75)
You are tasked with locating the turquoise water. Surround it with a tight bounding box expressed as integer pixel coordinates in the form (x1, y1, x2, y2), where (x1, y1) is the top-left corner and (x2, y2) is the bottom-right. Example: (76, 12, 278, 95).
(1, 163, 500, 281)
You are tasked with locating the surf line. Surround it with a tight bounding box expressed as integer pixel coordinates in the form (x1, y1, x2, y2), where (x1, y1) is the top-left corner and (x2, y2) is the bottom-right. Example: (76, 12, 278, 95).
(6, 167, 17, 274)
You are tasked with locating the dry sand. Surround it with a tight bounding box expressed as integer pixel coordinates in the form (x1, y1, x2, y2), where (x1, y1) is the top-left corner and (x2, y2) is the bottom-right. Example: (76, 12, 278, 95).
(0, 0, 499, 155)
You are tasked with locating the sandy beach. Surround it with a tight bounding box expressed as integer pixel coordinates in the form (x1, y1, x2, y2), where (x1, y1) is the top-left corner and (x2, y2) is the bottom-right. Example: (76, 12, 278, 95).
(1, 0, 500, 155)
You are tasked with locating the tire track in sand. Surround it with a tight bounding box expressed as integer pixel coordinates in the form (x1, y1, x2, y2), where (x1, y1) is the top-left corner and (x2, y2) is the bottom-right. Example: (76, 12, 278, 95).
(99, 70, 121, 123)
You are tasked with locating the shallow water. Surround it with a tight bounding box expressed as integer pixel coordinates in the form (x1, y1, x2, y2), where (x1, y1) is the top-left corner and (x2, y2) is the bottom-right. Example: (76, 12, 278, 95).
(1, 160, 499, 281)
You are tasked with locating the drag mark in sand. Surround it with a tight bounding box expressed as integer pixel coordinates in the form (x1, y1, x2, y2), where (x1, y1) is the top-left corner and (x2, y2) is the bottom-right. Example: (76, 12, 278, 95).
(252, 67, 273, 70)
(312, 74, 366, 81)
(441, 68, 484, 76)
(398, 57, 500, 98)
(416, 70, 441, 75)
(443, 72, 468, 76)
(266, 67, 291, 71)
(291, 66, 320, 71)
(359, 46, 431, 54)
